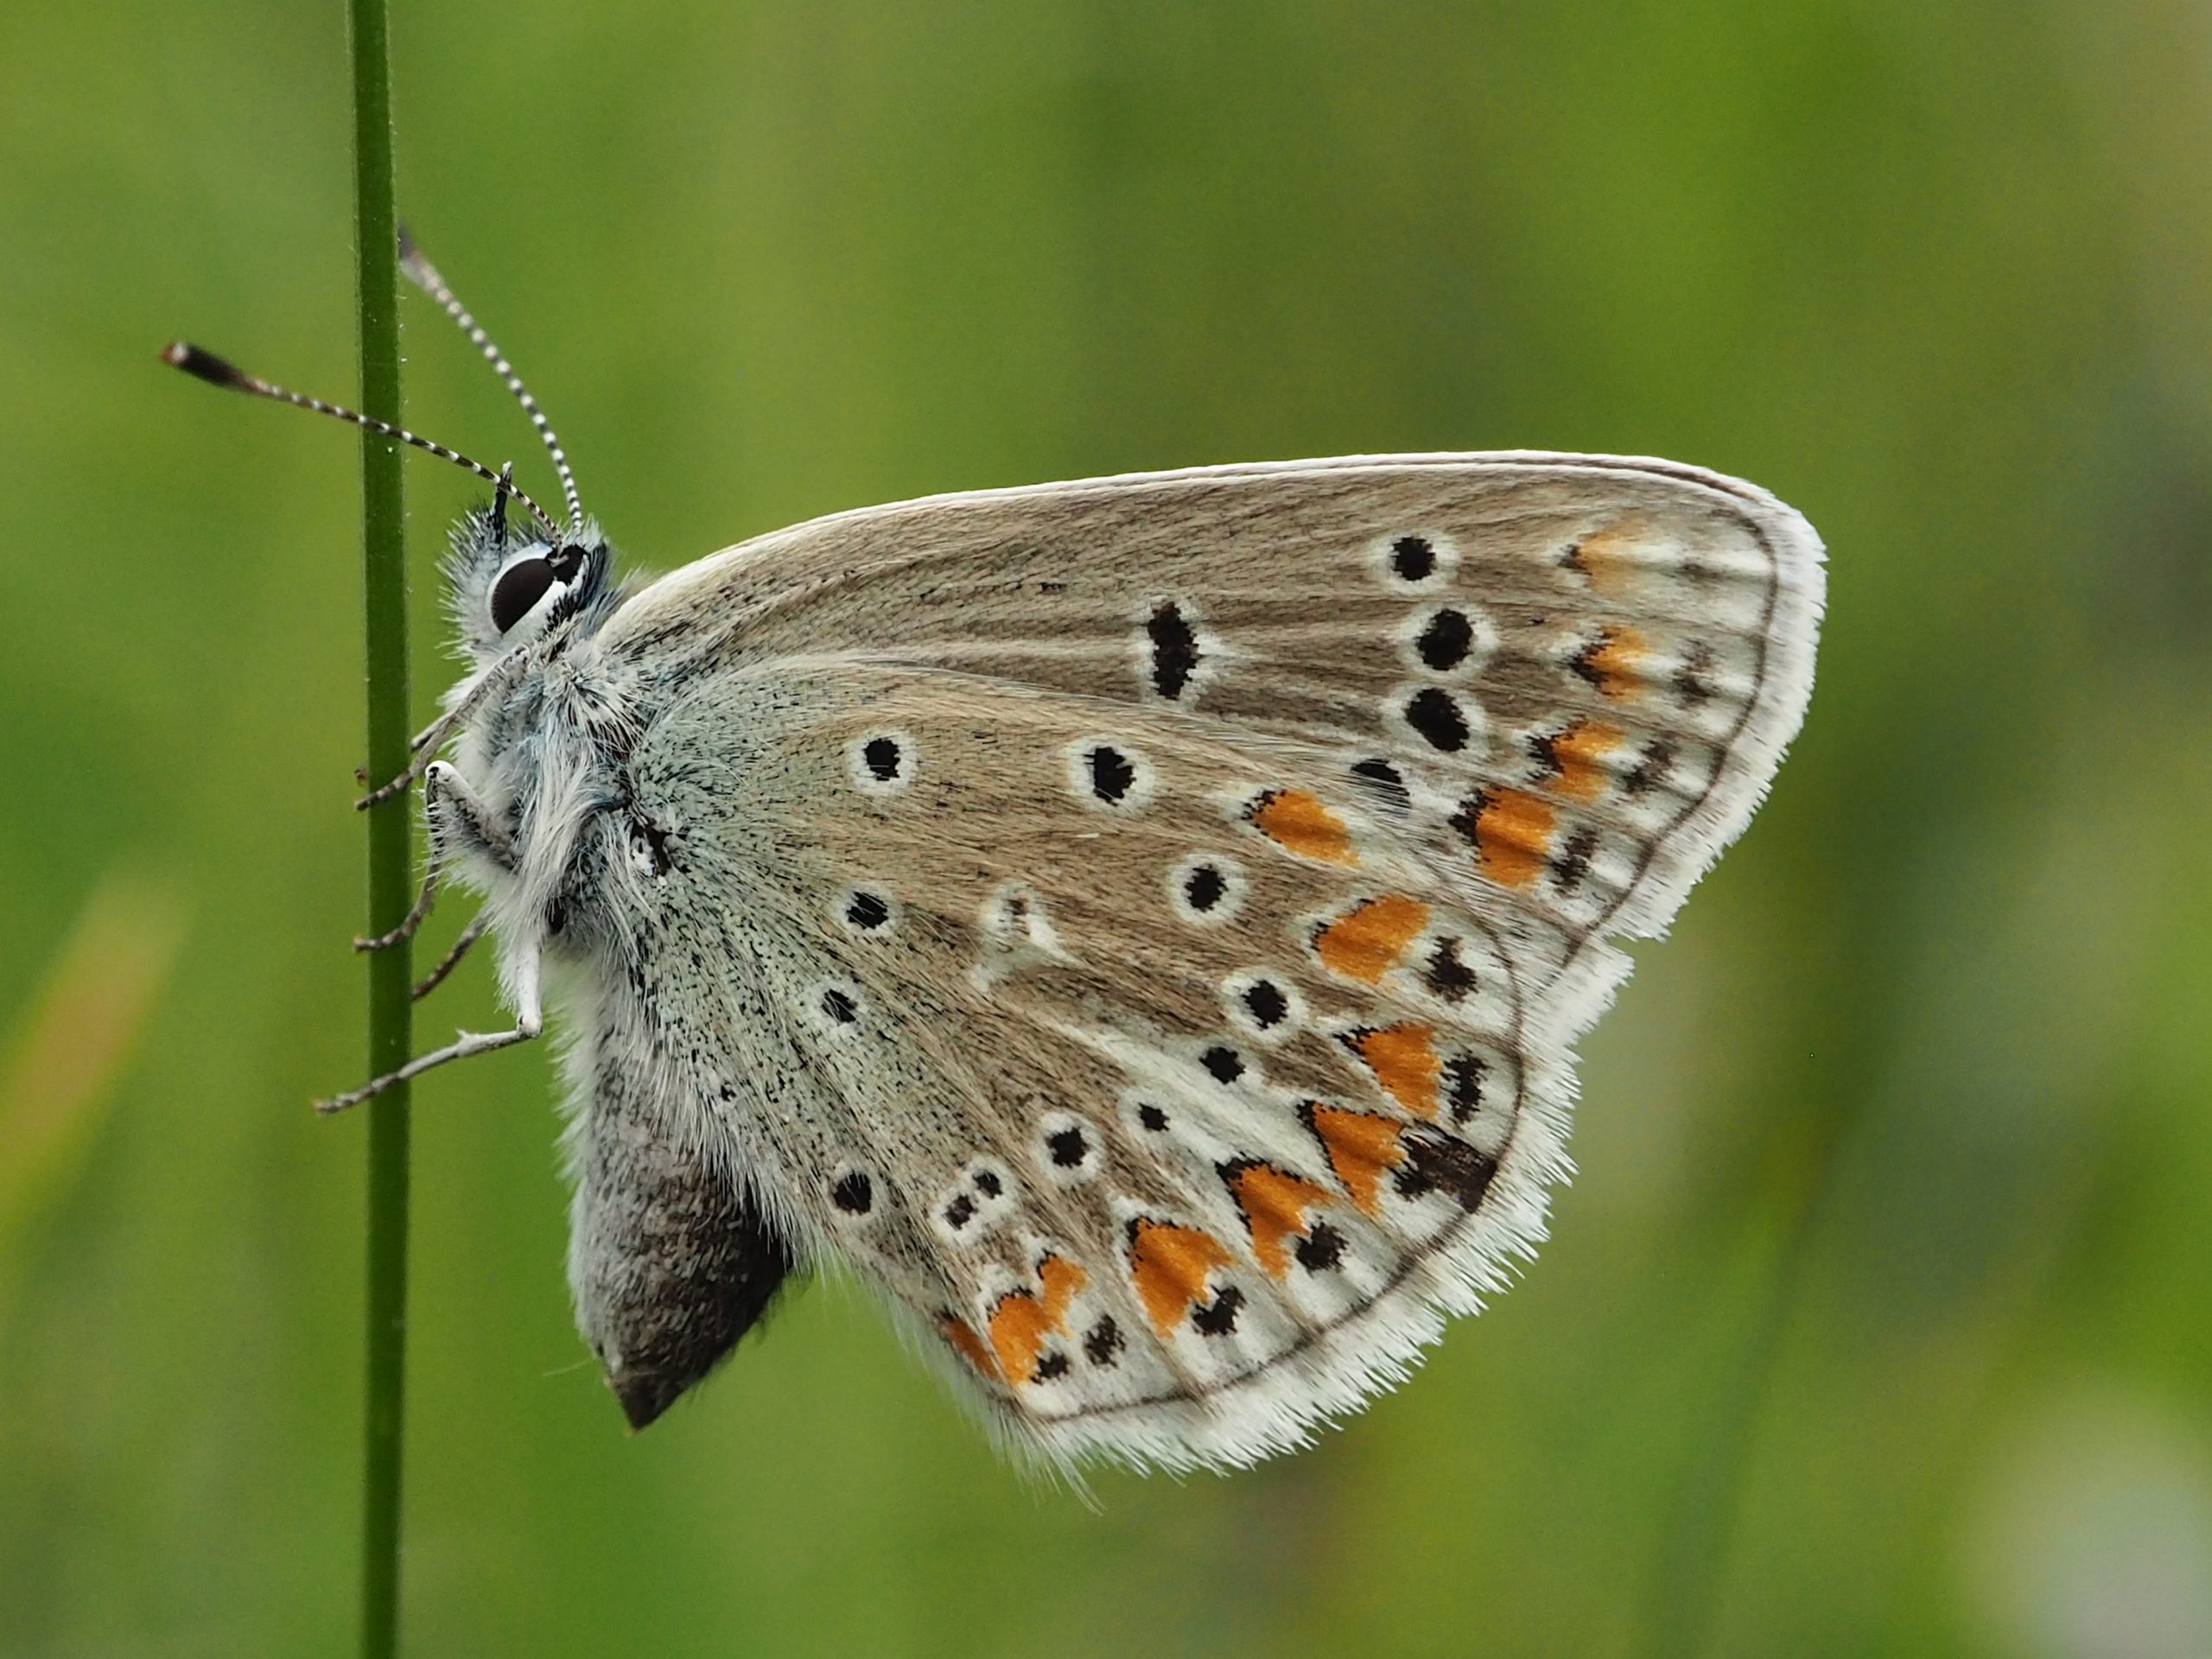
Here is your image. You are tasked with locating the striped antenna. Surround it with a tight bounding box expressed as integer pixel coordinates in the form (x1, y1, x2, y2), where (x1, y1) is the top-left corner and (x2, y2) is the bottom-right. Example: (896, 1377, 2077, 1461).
(398, 226, 585, 539)
(160, 341, 562, 541)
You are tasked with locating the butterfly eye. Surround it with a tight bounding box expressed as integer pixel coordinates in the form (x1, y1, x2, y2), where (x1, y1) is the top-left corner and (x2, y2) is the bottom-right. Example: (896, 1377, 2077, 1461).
(489, 555, 556, 634)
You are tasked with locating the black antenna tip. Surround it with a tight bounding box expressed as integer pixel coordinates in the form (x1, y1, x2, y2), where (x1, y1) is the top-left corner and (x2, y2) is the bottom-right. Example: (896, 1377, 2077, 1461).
(396, 221, 418, 261)
(162, 340, 251, 390)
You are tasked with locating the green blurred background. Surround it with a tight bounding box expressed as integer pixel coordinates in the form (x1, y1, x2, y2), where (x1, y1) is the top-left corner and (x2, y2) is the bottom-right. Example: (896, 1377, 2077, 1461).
(5, 3, 2209, 1655)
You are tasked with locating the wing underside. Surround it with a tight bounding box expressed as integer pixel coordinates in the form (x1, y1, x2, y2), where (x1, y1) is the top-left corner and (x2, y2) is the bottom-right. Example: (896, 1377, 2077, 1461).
(578, 454, 1821, 1467)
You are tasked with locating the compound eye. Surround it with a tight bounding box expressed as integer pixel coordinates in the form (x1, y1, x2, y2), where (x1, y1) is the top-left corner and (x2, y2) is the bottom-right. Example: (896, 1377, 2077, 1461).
(489, 556, 556, 634)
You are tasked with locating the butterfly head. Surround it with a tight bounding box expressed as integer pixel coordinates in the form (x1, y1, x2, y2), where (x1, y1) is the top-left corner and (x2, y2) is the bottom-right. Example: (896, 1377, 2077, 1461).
(163, 232, 627, 668)
(446, 505, 619, 662)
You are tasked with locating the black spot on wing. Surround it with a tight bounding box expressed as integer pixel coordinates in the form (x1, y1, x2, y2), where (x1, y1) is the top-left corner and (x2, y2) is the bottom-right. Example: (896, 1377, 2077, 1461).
(1415, 607, 1475, 671)
(1241, 980, 1289, 1029)
(1084, 1317, 1124, 1366)
(830, 1171, 874, 1214)
(1404, 687, 1470, 753)
(1185, 864, 1227, 911)
(1191, 1285, 1245, 1336)
(1393, 1128, 1498, 1210)
(1087, 745, 1135, 803)
(1294, 1221, 1345, 1272)
(1624, 739, 1675, 798)
(1390, 535, 1436, 582)
(1525, 728, 1565, 784)
(861, 735, 902, 781)
(1147, 601, 1201, 700)
(1350, 757, 1410, 816)
(1675, 640, 1717, 709)
(1551, 826, 1599, 893)
(1444, 1054, 1486, 1125)
(1425, 937, 1478, 1002)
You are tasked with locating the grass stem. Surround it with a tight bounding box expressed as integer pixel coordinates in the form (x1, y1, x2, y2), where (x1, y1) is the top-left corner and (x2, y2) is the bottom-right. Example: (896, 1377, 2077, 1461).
(346, 0, 411, 1653)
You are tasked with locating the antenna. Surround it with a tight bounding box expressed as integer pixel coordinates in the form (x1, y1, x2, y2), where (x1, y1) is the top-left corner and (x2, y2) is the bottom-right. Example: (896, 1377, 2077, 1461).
(398, 226, 585, 539)
(160, 341, 563, 540)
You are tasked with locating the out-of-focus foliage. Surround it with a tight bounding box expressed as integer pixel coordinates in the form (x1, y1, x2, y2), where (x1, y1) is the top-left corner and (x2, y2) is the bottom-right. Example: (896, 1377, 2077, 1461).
(3, 3, 2207, 1655)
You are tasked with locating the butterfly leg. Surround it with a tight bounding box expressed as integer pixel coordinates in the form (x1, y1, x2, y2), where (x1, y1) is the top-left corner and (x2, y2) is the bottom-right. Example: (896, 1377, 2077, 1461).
(314, 943, 542, 1115)
(347, 759, 505, 990)
(411, 909, 487, 1001)
(349, 760, 507, 959)
(421, 760, 514, 871)
(357, 745, 441, 810)
(368, 657, 523, 800)
(361, 645, 517, 781)
(353, 865, 438, 952)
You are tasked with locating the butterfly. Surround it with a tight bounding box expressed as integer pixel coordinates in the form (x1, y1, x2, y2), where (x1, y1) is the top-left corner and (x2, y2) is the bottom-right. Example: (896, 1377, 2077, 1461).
(168, 237, 1822, 1471)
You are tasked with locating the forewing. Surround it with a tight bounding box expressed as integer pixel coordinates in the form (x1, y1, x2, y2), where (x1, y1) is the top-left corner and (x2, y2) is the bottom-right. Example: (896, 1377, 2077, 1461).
(599, 454, 1821, 1468)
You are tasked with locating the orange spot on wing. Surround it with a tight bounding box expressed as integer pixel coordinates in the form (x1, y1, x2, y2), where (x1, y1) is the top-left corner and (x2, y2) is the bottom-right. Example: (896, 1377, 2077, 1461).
(1458, 787, 1556, 888)
(1249, 789, 1357, 865)
(1579, 626, 1649, 702)
(1227, 1163, 1335, 1277)
(941, 1313, 1000, 1381)
(1569, 518, 1647, 596)
(986, 1254, 1089, 1384)
(1314, 893, 1430, 984)
(1548, 719, 1626, 802)
(1346, 1023, 1442, 1118)
(1307, 1105, 1408, 1215)
(1128, 1219, 1233, 1337)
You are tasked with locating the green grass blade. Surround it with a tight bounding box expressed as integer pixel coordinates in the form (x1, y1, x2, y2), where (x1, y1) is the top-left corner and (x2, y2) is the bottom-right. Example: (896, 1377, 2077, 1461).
(346, 0, 411, 1652)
